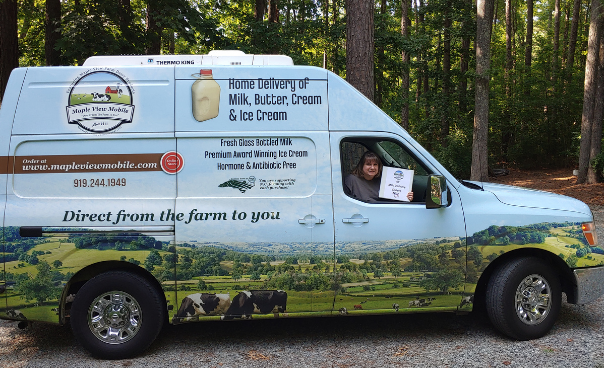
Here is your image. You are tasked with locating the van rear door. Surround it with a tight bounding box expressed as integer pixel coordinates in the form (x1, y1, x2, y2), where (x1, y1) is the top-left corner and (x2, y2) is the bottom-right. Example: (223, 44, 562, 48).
(0, 68, 27, 313)
(4, 66, 176, 323)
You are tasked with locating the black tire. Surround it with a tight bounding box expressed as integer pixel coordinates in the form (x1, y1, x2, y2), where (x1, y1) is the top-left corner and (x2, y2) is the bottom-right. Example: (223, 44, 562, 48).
(71, 271, 164, 359)
(486, 257, 561, 340)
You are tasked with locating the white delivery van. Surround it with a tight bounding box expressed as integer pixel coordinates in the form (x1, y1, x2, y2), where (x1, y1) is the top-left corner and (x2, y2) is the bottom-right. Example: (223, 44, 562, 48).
(0, 51, 602, 359)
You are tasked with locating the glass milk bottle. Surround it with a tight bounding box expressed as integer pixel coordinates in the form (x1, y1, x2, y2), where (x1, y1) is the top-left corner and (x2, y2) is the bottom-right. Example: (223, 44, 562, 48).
(191, 69, 220, 122)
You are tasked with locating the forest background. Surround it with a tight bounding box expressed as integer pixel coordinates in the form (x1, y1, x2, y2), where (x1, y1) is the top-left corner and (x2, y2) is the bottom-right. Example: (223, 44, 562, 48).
(0, 0, 603, 183)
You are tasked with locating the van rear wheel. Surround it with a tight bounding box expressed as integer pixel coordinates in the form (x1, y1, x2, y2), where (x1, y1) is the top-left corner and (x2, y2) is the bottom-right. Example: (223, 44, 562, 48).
(486, 257, 561, 340)
(71, 271, 164, 359)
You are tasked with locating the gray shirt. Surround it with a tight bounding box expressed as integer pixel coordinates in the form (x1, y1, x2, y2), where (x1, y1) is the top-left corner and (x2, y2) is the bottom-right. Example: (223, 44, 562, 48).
(344, 174, 381, 203)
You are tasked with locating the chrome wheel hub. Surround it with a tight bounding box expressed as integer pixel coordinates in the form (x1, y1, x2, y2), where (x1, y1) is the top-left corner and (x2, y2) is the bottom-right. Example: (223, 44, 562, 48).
(515, 274, 551, 325)
(88, 291, 142, 344)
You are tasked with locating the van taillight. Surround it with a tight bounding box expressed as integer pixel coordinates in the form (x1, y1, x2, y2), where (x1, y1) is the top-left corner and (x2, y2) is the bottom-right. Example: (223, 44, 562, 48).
(582, 222, 597, 246)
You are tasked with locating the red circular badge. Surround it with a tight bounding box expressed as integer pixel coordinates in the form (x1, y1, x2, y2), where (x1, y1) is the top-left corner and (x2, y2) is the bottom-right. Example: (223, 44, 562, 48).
(161, 151, 184, 174)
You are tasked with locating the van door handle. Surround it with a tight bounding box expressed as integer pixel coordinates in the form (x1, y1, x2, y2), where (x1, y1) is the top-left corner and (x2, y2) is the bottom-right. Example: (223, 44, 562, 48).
(298, 215, 325, 228)
(342, 214, 369, 227)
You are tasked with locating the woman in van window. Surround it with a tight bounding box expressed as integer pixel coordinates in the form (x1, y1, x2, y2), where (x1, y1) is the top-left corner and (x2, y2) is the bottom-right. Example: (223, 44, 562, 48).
(344, 151, 414, 203)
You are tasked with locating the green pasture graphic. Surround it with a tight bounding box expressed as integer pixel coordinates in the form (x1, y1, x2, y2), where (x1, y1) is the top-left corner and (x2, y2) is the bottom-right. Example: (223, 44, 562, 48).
(69, 93, 131, 105)
(1, 221, 600, 323)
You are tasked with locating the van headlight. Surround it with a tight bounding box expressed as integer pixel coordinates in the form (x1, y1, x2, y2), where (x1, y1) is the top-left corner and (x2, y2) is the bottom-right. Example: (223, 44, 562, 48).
(582, 222, 598, 246)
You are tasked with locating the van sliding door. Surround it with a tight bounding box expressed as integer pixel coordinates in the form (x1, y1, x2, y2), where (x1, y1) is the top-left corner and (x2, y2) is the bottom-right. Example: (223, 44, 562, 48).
(171, 65, 333, 321)
(173, 132, 334, 320)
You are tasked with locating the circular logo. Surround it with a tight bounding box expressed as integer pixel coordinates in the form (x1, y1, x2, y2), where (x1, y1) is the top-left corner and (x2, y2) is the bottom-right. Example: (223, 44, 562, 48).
(161, 151, 184, 174)
(394, 170, 405, 181)
(66, 70, 135, 133)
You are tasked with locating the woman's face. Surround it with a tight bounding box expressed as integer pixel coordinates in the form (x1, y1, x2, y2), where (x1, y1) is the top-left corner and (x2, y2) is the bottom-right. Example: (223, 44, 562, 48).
(362, 159, 380, 180)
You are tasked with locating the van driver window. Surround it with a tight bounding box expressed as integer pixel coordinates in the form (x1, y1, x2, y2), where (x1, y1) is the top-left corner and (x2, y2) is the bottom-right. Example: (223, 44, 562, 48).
(341, 140, 431, 204)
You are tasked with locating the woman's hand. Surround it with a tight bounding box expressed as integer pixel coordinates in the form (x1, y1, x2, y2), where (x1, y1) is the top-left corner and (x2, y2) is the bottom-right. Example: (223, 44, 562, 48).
(407, 192, 414, 201)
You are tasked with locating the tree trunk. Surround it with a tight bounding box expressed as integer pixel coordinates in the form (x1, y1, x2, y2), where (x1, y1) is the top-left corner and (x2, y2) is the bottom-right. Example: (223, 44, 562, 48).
(566, 0, 582, 74)
(376, 0, 386, 107)
(345, 0, 374, 101)
(255, 0, 267, 21)
(553, 0, 561, 83)
(588, 26, 604, 183)
(441, 4, 451, 144)
(45, 0, 61, 66)
(168, 32, 175, 54)
(578, 0, 603, 183)
(459, 0, 471, 112)
(268, 0, 279, 23)
(401, 0, 411, 130)
(525, 0, 533, 95)
(0, 0, 18, 100)
(419, 0, 428, 105)
(119, 0, 132, 33)
(562, 3, 570, 65)
(119, 0, 135, 54)
(471, 0, 495, 182)
(331, 0, 339, 75)
(323, 0, 329, 69)
(146, 0, 162, 54)
(502, 0, 513, 159)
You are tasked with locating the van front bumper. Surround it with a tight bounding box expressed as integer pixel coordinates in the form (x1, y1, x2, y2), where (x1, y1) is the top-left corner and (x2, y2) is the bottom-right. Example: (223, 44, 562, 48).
(573, 266, 604, 305)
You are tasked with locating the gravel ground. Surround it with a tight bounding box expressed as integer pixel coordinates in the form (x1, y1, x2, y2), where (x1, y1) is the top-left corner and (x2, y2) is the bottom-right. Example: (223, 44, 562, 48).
(1, 206, 603, 368)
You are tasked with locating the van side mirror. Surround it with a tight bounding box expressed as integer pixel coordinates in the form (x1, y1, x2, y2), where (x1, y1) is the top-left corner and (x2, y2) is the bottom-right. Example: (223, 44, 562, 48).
(426, 175, 449, 209)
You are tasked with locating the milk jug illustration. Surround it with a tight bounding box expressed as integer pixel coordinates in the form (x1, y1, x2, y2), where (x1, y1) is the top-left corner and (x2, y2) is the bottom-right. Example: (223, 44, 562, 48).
(192, 69, 220, 122)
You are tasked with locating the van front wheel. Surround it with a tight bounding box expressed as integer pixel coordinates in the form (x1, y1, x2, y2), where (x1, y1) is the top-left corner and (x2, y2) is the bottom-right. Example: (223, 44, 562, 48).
(71, 271, 164, 359)
(486, 257, 561, 340)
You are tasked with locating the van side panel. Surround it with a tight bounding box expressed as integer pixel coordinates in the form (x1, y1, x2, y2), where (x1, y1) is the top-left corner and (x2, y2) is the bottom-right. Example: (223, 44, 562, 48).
(327, 72, 400, 133)
(0, 68, 28, 315)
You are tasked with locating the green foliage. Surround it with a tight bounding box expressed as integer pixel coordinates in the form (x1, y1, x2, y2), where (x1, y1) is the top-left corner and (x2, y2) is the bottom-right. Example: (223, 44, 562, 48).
(145, 249, 163, 271)
(469, 225, 548, 246)
(433, 131, 473, 178)
(591, 148, 604, 182)
(566, 254, 578, 268)
(419, 267, 464, 294)
(197, 279, 207, 290)
(12, 0, 596, 174)
(71, 233, 159, 250)
(467, 246, 483, 267)
(16, 261, 60, 304)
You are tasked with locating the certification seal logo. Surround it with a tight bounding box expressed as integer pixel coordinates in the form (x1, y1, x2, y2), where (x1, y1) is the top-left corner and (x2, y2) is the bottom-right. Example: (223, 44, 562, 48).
(393, 170, 405, 181)
(161, 151, 184, 174)
(218, 176, 256, 193)
(66, 69, 135, 133)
